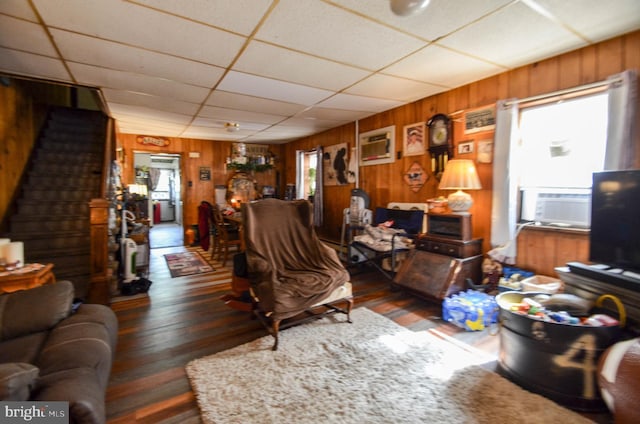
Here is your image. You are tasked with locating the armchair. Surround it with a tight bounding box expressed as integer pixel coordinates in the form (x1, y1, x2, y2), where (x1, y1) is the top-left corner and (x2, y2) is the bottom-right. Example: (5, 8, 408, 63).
(243, 198, 353, 350)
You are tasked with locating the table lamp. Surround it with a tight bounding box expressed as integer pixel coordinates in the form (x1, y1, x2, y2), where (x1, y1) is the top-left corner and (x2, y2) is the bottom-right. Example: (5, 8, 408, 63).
(438, 159, 482, 213)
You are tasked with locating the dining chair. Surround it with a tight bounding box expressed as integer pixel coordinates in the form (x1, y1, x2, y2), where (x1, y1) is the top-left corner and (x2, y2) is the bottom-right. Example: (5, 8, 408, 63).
(211, 204, 241, 266)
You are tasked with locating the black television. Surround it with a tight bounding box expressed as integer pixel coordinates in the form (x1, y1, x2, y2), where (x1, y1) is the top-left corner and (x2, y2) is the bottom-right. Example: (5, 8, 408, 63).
(590, 169, 640, 274)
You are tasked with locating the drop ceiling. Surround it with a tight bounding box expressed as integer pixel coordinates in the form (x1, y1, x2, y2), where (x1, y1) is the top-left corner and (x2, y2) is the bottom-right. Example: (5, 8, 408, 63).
(1, 0, 639, 144)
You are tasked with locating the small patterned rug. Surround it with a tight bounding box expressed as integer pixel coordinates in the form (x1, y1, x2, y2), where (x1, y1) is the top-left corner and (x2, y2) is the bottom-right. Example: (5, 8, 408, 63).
(164, 251, 214, 278)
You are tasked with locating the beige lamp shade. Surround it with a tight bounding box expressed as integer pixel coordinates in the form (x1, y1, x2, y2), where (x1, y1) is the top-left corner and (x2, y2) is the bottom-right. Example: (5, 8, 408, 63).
(438, 159, 482, 213)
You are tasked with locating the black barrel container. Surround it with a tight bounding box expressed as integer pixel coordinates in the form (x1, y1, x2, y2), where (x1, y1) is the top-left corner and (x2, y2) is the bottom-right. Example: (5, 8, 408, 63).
(496, 291, 623, 411)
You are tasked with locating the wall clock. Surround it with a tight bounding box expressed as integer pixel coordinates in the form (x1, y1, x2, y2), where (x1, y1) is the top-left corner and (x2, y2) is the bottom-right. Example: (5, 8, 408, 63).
(427, 114, 452, 180)
(427, 114, 451, 149)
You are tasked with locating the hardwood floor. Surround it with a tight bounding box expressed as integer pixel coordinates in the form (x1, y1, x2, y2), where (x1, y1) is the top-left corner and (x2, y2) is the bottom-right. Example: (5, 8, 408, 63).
(105, 244, 609, 423)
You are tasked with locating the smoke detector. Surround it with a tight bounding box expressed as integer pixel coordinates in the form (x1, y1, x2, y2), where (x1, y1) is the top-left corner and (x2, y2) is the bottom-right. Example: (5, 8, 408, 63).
(225, 122, 240, 132)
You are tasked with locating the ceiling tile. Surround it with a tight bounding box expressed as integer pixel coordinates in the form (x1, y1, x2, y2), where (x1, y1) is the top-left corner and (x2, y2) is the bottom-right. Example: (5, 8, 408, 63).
(0, 0, 38, 21)
(199, 105, 286, 125)
(115, 115, 188, 135)
(117, 124, 182, 137)
(384, 44, 505, 88)
(233, 40, 371, 91)
(217, 71, 334, 106)
(296, 107, 370, 123)
(68, 62, 211, 104)
(181, 126, 254, 141)
(191, 117, 271, 132)
(531, 0, 640, 43)
(0, 15, 58, 56)
(439, 2, 586, 68)
(345, 73, 444, 102)
(32, 0, 247, 67)
(206, 91, 306, 116)
(255, 0, 425, 70)
(278, 116, 347, 130)
(109, 103, 192, 125)
(330, 0, 513, 41)
(50, 29, 225, 87)
(246, 126, 317, 141)
(130, 0, 273, 36)
(316, 93, 403, 113)
(101, 88, 201, 116)
(0, 47, 70, 82)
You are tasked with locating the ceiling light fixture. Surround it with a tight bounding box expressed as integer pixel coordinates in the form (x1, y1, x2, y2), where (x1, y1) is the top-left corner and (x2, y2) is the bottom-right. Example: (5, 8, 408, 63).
(390, 0, 430, 16)
(225, 122, 240, 132)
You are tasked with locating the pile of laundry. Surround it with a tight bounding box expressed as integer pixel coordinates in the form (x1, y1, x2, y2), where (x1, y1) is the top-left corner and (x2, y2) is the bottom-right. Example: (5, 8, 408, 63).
(353, 222, 413, 252)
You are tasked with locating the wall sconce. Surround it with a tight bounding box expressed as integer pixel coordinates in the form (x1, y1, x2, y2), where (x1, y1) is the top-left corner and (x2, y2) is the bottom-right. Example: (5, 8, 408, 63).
(438, 159, 482, 213)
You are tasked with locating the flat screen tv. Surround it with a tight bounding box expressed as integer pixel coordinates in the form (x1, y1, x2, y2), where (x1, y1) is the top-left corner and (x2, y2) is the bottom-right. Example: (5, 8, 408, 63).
(590, 169, 640, 274)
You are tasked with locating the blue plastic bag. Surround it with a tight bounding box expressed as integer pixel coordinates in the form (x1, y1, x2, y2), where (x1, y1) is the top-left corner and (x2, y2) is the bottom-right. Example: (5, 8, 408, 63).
(442, 290, 498, 331)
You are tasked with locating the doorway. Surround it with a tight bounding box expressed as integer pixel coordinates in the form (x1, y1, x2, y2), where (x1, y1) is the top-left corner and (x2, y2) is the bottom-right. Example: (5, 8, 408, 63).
(134, 152, 184, 249)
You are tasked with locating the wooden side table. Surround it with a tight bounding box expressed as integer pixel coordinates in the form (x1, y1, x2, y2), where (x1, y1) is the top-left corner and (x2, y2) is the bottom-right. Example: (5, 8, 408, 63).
(0, 263, 55, 294)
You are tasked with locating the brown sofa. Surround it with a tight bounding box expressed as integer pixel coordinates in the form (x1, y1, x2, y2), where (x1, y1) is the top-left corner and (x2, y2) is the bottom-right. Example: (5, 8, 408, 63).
(0, 280, 118, 424)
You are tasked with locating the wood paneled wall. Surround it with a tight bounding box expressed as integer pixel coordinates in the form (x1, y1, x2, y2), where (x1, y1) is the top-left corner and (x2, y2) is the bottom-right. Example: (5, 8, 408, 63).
(116, 133, 282, 233)
(285, 30, 640, 276)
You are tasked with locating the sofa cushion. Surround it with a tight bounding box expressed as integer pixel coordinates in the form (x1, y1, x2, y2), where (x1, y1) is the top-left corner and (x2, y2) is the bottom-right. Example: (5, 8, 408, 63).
(0, 281, 74, 341)
(0, 332, 48, 364)
(59, 304, 119, 356)
(36, 321, 114, 389)
(0, 362, 39, 401)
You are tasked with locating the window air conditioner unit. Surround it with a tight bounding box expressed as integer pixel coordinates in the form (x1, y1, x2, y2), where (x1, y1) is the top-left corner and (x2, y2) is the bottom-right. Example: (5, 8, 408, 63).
(521, 189, 591, 228)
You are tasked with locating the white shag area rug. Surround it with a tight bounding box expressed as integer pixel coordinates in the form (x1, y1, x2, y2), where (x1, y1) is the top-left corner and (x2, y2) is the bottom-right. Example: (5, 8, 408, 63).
(186, 307, 593, 424)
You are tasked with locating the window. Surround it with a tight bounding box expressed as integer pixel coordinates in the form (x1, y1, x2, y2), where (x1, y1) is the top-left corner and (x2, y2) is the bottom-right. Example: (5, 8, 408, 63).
(296, 150, 317, 200)
(517, 92, 609, 227)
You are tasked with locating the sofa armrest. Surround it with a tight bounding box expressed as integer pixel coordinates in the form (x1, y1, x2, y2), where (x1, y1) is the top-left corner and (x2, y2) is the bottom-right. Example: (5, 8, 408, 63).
(32, 368, 106, 424)
(0, 363, 39, 401)
(0, 281, 74, 342)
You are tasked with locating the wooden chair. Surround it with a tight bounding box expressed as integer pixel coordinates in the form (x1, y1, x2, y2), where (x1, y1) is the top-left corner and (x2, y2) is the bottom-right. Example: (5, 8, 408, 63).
(210, 204, 241, 266)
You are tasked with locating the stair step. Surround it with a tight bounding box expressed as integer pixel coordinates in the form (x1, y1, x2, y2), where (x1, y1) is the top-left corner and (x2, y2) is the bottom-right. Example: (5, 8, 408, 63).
(25, 175, 101, 190)
(16, 200, 90, 216)
(38, 139, 103, 154)
(29, 162, 102, 175)
(35, 150, 102, 164)
(22, 189, 98, 202)
(10, 216, 89, 233)
(15, 232, 91, 251)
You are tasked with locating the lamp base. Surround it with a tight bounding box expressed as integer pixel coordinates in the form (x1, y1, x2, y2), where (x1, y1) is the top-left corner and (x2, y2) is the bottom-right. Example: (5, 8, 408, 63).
(447, 190, 473, 213)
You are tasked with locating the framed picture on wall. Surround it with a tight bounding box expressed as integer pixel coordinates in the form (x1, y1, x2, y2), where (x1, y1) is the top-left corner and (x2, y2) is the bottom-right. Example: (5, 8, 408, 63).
(403, 122, 426, 157)
(199, 167, 211, 181)
(323, 143, 349, 186)
(359, 125, 395, 167)
(464, 106, 496, 134)
(458, 141, 474, 155)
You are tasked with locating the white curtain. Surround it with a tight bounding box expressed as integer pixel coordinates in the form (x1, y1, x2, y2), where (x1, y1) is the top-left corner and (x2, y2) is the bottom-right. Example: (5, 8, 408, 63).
(313, 146, 323, 227)
(604, 69, 637, 170)
(489, 99, 520, 264)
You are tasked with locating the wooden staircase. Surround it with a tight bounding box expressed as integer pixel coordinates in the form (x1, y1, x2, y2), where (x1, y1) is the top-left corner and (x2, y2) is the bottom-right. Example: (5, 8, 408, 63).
(6, 107, 108, 300)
